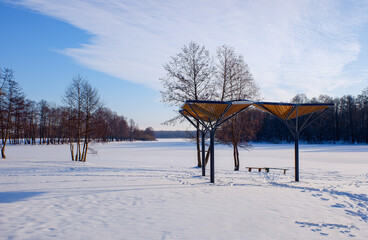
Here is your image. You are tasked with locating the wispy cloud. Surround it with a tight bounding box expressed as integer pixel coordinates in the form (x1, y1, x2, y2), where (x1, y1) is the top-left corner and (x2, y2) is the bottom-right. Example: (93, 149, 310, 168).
(7, 0, 368, 100)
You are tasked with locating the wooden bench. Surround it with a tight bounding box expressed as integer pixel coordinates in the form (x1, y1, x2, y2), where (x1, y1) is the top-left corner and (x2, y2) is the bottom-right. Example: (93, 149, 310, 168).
(246, 167, 288, 175)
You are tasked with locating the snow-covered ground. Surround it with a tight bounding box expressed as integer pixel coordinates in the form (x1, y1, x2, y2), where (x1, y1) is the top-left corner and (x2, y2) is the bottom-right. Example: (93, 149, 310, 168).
(0, 139, 367, 239)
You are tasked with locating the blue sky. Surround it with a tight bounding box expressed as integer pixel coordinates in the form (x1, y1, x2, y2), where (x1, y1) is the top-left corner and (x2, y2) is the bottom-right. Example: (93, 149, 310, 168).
(0, 0, 173, 130)
(1, 0, 368, 130)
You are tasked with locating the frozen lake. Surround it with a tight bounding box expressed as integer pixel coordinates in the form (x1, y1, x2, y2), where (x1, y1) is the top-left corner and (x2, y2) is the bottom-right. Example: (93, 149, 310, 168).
(0, 139, 367, 239)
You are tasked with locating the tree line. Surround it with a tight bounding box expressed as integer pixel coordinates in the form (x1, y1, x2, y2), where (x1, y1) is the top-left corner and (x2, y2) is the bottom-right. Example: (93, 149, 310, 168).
(0, 67, 155, 160)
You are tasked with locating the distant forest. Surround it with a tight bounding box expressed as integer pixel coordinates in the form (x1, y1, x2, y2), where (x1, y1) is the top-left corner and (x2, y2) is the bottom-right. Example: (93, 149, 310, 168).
(154, 131, 195, 138)
(0, 68, 155, 160)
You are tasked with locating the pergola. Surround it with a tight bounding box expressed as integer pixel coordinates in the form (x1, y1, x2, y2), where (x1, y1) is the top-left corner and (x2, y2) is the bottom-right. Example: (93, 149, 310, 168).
(254, 102, 334, 181)
(180, 99, 334, 183)
(180, 100, 253, 183)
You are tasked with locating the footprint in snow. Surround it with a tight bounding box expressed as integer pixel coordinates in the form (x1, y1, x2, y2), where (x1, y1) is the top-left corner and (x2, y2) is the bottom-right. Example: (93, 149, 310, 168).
(331, 203, 346, 208)
(295, 221, 357, 236)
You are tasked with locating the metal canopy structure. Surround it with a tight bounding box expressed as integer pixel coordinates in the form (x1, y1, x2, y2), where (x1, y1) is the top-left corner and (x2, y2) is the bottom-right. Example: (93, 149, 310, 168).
(253, 102, 334, 181)
(180, 100, 253, 183)
(179, 99, 334, 183)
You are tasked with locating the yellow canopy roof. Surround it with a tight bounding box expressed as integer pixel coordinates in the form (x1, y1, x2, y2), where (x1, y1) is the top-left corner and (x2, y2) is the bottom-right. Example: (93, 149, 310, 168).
(254, 102, 333, 120)
(180, 100, 333, 123)
(181, 100, 252, 123)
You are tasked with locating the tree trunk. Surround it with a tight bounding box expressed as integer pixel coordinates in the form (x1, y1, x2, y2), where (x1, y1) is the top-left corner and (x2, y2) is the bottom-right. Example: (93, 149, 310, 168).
(1, 145, 6, 159)
(233, 143, 240, 171)
(205, 145, 211, 166)
(76, 141, 82, 161)
(233, 144, 237, 170)
(82, 141, 88, 162)
(69, 142, 75, 161)
(1, 132, 9, 159)
(235, 144, 240, 170)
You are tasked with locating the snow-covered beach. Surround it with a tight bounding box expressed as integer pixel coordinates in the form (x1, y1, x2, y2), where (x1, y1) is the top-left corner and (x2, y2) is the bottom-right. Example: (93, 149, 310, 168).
(0, 139, 367, 239)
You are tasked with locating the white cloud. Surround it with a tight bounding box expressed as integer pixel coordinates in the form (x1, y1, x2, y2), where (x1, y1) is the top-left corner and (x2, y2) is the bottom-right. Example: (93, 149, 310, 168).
(8, 0, 368, 100)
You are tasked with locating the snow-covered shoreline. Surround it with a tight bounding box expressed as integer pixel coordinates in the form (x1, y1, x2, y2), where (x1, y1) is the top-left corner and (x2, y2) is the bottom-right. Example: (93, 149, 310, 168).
(1, 139, 367, 239)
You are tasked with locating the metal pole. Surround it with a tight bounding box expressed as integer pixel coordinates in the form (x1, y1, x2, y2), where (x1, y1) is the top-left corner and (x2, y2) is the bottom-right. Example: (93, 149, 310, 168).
(201, 130, 205, 176)
(210, 130, 215, 183)
(295, 107, 299, 182)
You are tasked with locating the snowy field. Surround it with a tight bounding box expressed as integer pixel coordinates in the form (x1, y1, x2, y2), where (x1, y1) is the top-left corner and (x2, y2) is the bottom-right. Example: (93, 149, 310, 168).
(0, 139, 367, 240)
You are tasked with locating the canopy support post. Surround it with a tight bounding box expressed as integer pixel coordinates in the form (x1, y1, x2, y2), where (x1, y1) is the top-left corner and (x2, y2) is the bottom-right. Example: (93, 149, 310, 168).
(210, 129, 215, 183)
(201, 130, 206, 176)
(295, 106, 299, 182)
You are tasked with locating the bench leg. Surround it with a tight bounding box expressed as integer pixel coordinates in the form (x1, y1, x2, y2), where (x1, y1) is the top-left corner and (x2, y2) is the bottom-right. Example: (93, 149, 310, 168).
(283, 170, 286, 174)
(248, 168, 252, 172)
(258, 168, 261, 172)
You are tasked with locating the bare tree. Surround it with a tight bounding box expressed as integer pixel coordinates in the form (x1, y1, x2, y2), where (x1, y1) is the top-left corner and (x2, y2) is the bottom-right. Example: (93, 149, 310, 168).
(291, 93, 309, 103)
(63, 75, 100, 162)
(80, 80, 100, 161)
(63, 76, 81, 161)
(160, 41, 215, 167)
(0, 67, 9, 95)
(216, 45, 259, 102)
(0, 69, 24, 158)
(214, 45, 260, 170)
(129, 119, 136, 142)
(217, 109, 263, 170)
